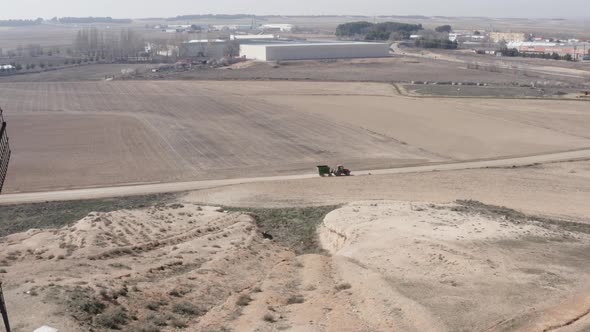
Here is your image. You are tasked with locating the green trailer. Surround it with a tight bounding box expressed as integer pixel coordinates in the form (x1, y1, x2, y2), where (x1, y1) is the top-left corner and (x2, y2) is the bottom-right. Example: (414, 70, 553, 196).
(316, 165, 332, 177)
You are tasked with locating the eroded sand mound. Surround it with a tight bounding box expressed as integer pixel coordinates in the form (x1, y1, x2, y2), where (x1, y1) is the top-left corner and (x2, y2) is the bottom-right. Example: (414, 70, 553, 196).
(319, 201, 590, 332)
(0, 204, 300, 331)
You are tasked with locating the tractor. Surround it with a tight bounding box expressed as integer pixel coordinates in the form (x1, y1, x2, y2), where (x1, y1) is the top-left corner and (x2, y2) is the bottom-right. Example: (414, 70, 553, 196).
(316, 165, 352, 177)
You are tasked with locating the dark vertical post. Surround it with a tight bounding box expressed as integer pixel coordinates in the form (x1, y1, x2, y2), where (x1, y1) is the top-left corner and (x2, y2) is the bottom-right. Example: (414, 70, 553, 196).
(0, 107, 9, 194)
(0, 108, 10, 331)
(0, 283, 10, 332)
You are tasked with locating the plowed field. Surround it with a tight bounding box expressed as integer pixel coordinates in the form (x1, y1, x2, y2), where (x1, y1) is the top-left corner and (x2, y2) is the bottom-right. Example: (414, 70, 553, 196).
(1, 80, 589, 193)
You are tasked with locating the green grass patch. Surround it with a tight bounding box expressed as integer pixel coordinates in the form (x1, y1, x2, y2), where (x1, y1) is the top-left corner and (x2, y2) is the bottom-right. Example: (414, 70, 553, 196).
(226, 206, 339, 255)
(0, 193, 176, 237)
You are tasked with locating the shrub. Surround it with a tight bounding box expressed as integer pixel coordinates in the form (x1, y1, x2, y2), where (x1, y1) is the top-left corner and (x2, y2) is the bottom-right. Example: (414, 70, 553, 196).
(66, 287, 105, 316)
(236, 294, 253, 306)
(146, 301, 161, 311)
(95, 307, 129, 329)
(286, 295, 305, 304)
(170, 318, 188, 328)
(172, 301, 205, 316)
(335, 283, 352, 291)
(127, 323, 160, 332)
(147, 314, 167, 326)
(263, 313, 276, 322)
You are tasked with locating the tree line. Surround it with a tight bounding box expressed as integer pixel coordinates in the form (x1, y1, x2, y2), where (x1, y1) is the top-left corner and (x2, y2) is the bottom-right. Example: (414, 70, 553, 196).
(413, 30, 458, 49)
(499, 47, 574, 61)
(168, 14, 253, 21)
(74, 27, 145, 61)
(336, 21, 423, 40)
(0, 18, 43, 27)
(415, 38, 458, 49)
(0, 56, 108, 74)
(55, 17, 132, 24)
(335, 21, 457, 49)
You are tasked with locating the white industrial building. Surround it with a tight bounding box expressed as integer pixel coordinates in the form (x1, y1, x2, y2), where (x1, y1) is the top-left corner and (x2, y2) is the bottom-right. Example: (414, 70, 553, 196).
(230, 34, 276, 41)
(179, 40, 227, 58)
(240, 42, 389, 61)
(259, 24, 294, 32)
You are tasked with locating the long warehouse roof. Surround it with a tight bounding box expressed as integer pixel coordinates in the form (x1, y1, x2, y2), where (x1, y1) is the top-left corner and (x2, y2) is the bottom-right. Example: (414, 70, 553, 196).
(243, 42, 387, 47)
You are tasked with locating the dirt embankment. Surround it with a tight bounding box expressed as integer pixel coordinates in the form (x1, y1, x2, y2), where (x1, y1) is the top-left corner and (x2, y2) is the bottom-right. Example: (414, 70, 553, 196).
(0, 204, 300, 331)
(1, 198, 589, 331)
(0, 202, 367, 332)
(319, 201, 590, 332)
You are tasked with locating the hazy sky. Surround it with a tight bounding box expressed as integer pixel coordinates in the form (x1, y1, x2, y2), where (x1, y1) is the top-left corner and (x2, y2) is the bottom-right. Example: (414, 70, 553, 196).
(1, 0, 588, 20)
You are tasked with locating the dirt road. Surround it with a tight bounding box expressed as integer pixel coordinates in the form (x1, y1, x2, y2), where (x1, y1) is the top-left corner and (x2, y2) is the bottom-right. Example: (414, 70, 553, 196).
(2, 148, 589, 205)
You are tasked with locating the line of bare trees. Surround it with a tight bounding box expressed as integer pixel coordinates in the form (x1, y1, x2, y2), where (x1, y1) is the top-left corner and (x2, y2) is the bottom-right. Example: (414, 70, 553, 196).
(74, 27, 146, 61)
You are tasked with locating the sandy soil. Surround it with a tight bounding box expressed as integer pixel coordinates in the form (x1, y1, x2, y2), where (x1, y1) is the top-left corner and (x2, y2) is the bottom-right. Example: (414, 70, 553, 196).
(319, 201, 590, 332)
(0, 201, 413, 332)
(2, 198, 588, 331)
(2, 80, 590, 193)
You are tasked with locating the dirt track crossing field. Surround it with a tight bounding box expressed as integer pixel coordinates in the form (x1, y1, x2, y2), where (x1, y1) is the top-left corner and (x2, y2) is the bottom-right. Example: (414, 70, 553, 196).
(1, 80, 589, 193)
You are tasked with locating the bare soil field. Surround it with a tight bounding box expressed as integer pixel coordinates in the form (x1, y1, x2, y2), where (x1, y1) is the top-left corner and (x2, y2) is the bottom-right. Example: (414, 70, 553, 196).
(2, 80, 590, 193)
(2, 51, 586, 89)
(260, 88, 590, 160)
(140, 57, 565, 86)
(0, 25, 79, 49)
(393, 46, 590, 88)
(0, 64, 157, 82)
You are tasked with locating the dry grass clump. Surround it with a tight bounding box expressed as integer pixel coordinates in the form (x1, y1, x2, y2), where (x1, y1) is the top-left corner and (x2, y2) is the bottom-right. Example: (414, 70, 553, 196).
(334, 283, 352, 291)
(263, 313, 276, 322)
(95, 307, 129, 329)
(146, 300, 165, 311)
(147, 314, 168, 326)
(236, 294, 253, 306)
(286, 294, 305, 304)
(127, 323, 160, 332)
(65, 286, 106, 318)
(172, 301, 206, 316)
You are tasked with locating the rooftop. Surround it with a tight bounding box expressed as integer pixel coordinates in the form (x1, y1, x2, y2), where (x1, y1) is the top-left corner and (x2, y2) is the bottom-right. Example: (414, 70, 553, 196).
(241, 41, 388, 47)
